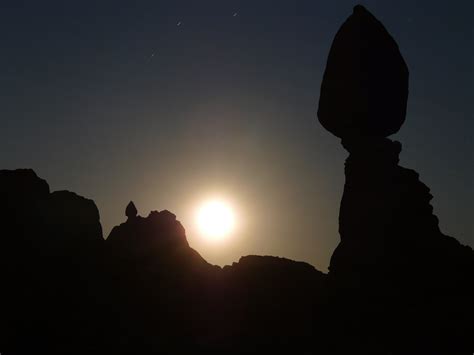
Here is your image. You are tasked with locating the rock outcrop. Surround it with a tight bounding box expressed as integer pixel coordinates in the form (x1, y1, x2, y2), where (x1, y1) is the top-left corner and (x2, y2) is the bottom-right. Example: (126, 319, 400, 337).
(102, 204, 327, 354)
(219, 255, 328, 353)
(125, 200, 138, 219)
(318, 5, 409, 141)
(318, 5, 474, 355)
(0, 169, 105, 355)
(107, 207, 193, 261)
(1, 5, 472, 355)
(0, 172, 328, 355)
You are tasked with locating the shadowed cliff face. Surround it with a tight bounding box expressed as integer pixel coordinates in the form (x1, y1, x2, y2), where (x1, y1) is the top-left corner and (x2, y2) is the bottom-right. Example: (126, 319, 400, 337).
(0, 5, 472, 355)
(0, 169, 105, 354)
(102, 205, 329, 354)
(318, 5, 474, 355)
(326, 137, 474, 354)
(0, 170, 328, 355)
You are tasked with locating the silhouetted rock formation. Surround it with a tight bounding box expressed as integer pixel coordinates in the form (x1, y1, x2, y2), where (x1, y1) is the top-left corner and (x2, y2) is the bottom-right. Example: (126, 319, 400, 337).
(0, 169, 105, 355)
(102, 204, 327, 354)
(219, 255, 329, 353)
(103, 205, 220, 353)
(318, 5, 473, 355)
(0, 173, 326, 355)
(318, 5, 408, 141)
(125, 200, 138, 219)
(107, 205, 195, 261)
(1, 5, 472, 355)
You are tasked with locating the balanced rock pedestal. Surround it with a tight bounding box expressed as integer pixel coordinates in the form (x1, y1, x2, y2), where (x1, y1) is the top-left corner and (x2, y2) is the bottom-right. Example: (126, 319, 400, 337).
(318, 6, 474, 354)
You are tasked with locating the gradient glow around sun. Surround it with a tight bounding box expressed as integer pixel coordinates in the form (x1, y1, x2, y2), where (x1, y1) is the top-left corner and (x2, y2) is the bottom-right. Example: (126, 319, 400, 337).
(196, 200, 235, 241)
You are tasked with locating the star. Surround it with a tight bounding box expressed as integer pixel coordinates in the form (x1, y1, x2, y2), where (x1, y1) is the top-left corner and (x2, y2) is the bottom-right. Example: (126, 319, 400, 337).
(146, 52, 156, 62)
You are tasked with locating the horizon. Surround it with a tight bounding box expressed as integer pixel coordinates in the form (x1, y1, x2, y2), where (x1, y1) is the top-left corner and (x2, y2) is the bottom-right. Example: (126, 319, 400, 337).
(1, 0, 472, 270)
(2, 3, 473, 353)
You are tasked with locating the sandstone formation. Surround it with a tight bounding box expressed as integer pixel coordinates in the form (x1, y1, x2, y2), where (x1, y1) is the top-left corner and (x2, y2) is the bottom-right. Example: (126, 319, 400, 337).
(1, 5, 472, 355)
(0, 170, 327, 354)
(318, 6, 473, 354)
(318, 5, 409, 142)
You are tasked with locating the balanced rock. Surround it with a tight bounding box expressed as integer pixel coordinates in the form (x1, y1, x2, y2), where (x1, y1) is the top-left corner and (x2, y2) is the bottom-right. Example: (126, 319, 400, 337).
(125, 201, 137, 219)
(317, 6, 474, 353)
(318, 5, 409, 141)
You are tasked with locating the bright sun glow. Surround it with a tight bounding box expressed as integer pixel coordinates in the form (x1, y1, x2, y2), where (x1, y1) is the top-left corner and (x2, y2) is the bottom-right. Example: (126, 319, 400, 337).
(196, 200, 235, 241)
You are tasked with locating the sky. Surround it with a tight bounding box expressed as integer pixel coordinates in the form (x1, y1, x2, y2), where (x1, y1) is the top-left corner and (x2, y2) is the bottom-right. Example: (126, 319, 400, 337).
(0, 0, 472, 270)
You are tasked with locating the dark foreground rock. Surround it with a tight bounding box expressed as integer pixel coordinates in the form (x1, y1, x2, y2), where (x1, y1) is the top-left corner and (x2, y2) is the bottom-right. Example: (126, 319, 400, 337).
(0, 169, 105, 354)
(0, 169, 328, 355)
(318, 5, 473, 355)
(318, 5, 409, 140)
(1, 5, 472, 355)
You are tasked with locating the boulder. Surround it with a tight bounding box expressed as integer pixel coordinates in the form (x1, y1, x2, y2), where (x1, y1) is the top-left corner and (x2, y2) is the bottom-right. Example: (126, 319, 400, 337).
(318, 5, 409, 141)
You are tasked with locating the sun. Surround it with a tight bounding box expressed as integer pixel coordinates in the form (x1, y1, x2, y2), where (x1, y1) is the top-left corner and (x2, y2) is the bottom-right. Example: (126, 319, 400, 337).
(196, 199, 235, 241)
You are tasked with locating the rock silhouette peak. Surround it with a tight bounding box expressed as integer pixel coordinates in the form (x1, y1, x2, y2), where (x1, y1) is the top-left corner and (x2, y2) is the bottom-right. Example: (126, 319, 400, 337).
(125, 201, 137, 219)
(318, 4, 409, 141)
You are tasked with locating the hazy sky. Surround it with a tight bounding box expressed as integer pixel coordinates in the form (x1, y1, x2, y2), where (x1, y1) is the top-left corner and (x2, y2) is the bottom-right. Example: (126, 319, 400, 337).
(1, 0, 472, 270)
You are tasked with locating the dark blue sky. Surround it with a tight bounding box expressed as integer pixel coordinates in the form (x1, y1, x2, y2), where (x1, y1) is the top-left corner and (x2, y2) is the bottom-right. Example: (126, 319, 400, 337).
(1, 0, 472, 269)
